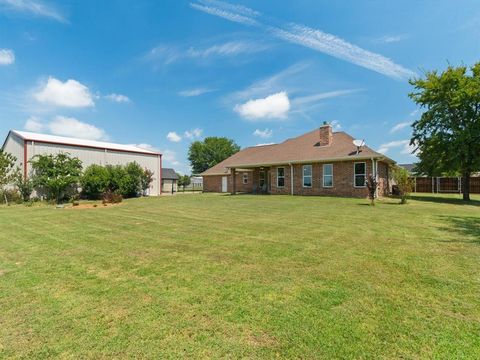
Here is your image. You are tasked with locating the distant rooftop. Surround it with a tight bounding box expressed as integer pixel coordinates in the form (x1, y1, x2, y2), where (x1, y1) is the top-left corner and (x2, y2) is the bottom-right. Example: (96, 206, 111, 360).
(8, 130, 160, 156)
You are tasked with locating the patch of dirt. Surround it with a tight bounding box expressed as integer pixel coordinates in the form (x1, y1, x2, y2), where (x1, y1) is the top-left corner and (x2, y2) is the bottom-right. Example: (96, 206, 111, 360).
(67, 202, 123, 209)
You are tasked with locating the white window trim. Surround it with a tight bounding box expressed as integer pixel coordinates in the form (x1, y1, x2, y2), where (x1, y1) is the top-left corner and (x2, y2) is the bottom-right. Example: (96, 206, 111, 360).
(242, 173, 248, 184)
(303, 165, 312, 188)
(277, 167, 285, 188)
(323, 164, 333, 188)
(354, 162, 367, 188)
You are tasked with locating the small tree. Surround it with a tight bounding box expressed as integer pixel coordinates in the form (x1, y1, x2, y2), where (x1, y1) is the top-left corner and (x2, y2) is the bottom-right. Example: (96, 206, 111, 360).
(0, 151, 17, 203)
(365, 174, 378, 206)
(392, 166, 413, 204)
(30, 153, 83, 203)
(121, 162, 144, 197)
(188, 137, 240, 174)
(178, 175, 191, 191)
(141, 168, 154, 196)
(14, 169, 33, 202)
(81, 164, 109, 199)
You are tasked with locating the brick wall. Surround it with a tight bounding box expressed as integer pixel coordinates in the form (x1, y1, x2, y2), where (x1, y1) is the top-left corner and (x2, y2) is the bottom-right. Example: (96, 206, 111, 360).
(203, 160, 391, 198)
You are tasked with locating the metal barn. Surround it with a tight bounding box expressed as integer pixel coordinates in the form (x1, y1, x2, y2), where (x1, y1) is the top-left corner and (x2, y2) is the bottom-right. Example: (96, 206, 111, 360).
(1, 130, 162, 196)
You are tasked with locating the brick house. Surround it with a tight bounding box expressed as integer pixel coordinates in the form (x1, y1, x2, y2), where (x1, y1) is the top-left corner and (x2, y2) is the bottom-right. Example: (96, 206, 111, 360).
(201, 124, 395, 197)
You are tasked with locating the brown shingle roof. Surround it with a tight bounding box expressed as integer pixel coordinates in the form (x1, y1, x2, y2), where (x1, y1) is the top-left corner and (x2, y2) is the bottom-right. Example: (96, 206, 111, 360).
(202, 129, 394, 176)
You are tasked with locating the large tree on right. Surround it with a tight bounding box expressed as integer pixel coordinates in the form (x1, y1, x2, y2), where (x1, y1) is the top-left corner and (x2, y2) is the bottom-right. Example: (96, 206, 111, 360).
(409, 63, 480, 201)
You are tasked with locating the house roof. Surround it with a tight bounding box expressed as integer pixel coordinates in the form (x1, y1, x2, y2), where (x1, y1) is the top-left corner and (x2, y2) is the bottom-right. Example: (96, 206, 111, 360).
(7, 130, 161, 156)
(202, 128, 394, 176)
(398, 163, 415, 173)
(161, 168, 179, 180)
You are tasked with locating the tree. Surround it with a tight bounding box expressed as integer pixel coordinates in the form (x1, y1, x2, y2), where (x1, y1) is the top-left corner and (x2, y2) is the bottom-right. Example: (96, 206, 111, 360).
(30, 153, 83, 203)
(0, 150, 17, 190)
(121, 162, 144, 197)
(14, 169, 33, 202)
(141, 168, 154, 196)
(178, 175, 191, 191)
(365, 174, 378, 206)
(392, 166, 413, 204)
(409, 63, 480, 200)
(188, 137, 240, 174)
(81, 164, 109, 199)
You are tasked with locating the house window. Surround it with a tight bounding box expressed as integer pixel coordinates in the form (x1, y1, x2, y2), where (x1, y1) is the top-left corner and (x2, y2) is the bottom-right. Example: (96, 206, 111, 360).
(323, 164, 333, 187)
(277, 167, 285, 187)
(354, 162, 366, 187)
(303, 165, 312, 187)
(259, 171, 265, 187)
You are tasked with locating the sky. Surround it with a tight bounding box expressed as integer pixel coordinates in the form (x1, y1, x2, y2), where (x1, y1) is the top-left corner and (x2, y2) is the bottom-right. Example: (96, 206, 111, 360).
(0, 0, 479, 174)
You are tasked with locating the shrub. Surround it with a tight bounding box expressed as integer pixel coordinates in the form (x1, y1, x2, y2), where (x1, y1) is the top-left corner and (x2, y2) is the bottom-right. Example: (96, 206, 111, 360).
(365, 174, 378, 206)
(102, 190, 123, 204)
(14, 170, 33, 202)
(81, 164, 109, 199)
(120, 162, 144, 198)
(392, 166, 413, 204)
(141, 168, 154, 196)
(0, 189, 22, 205)
(105, 165, 127, 194)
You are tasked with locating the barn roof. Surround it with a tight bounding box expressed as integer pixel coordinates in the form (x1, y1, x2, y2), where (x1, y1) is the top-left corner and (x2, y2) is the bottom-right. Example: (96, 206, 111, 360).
(8, 130, 161, 156)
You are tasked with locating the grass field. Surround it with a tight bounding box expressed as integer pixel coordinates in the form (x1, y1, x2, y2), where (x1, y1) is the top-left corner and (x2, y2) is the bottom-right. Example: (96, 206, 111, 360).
(1, 193, 479, 358)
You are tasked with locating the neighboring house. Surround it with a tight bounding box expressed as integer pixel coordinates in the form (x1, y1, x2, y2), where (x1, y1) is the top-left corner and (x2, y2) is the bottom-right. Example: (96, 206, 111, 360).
(399, 163, 416, 175)
(161, 168, 179, 193)
(1, 130, 163, 196)
(201, 124, 395, 197)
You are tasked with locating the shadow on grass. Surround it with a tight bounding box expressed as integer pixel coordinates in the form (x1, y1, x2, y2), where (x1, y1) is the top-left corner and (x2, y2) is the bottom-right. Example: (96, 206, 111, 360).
(410, 194, 480, 207)
(437, 215, 480, 244)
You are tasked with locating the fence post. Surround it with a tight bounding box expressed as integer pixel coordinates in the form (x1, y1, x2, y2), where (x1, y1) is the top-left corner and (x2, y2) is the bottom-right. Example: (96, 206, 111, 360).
(432, 177, 434, 194)
(414, 177, 417, 193)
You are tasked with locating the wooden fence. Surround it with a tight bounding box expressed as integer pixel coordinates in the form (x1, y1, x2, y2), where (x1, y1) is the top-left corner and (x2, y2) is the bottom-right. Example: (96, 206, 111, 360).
(410, 177, 480, 194)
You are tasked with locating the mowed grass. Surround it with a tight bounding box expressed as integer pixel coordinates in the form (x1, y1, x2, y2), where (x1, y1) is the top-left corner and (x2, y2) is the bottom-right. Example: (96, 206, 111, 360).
(0, 194, 479, 359)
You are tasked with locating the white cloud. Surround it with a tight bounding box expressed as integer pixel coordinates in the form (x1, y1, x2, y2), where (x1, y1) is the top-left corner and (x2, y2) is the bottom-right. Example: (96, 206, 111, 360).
(373, 34, 409, 44)
(0, 49, 15, 65)
(390, 121, 411, 133)
(331, 120, 341, 131)
(255, 142, 275, 146)
(184, 128, 203, 139)
(178, 88, 216, 97)
(34, 77, 94, 108)
(190, 2, 258, 26)
(24, 116, 43, 132)
(48, 116, 107, 140)
(0, 0, 66, 22)
(292, 89, 361, 106)
(166, 131, 182, 142)
(253, 128, 272, 138)
(191, 0, 415, 80)
(161, 149, 181, 166)
(270, 24, 416, 80)
(234, 91, 290, 121)
(132, 143, 160, 152)
(187, 40, 269, 57)
(377, 140, 415, 156)
(146, 40, 268, 66)
(104, 93, 131, 103)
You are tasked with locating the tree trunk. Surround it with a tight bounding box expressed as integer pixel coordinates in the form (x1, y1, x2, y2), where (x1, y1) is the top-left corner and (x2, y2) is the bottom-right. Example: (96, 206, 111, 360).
(463, 172, 471, 201)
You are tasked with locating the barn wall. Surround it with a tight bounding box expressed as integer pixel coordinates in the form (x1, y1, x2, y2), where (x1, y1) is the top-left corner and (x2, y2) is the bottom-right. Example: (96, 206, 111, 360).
(2, 132, 24, 170)
(25, 141, 161, 196)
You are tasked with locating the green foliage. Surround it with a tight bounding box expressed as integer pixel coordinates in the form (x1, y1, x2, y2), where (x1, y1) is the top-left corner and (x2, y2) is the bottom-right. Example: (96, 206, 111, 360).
(392, 166, 413, 204)
(82, 162, 149, 199)
(0, 150, 17, 189)
(141, 168, 154, 195)
(80, 164, 109, 199)
(188, 137, 240, 174)
(177, 174, 191, 191)
(30, 153, 82, 203)
(14, 169, 33, 202)
(409, 63, 480, 200)
(0, 188, 22, 205)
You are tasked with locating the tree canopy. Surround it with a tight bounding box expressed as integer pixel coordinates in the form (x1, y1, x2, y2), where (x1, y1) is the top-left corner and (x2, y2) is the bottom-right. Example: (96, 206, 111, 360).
(30, 152, 83, 203)
(409, 63, 480, 200)
(188, 137, 240, 174)
(0, 150, 17, 190)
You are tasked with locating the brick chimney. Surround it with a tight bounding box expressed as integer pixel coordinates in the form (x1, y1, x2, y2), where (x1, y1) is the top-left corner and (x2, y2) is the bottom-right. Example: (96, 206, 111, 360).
(319, 123, 332, 146)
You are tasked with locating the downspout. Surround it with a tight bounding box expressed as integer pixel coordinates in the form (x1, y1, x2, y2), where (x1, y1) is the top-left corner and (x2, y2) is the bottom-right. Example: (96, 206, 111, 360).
(289, 163, 294, 195)
(371, 158, 377, 198)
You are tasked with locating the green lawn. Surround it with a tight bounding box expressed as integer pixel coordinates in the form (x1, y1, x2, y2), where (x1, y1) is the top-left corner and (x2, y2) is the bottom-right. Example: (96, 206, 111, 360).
(1, 194, 479, 358)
